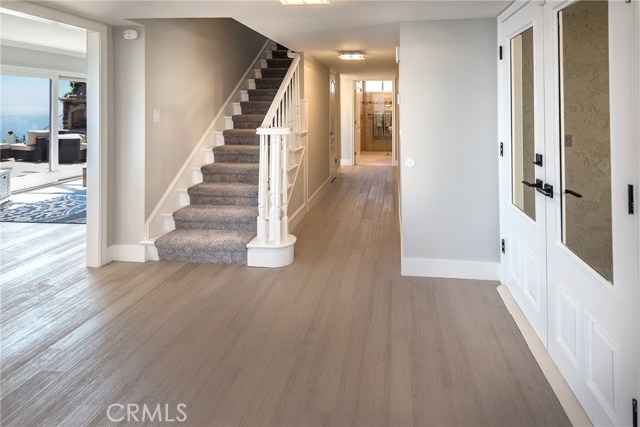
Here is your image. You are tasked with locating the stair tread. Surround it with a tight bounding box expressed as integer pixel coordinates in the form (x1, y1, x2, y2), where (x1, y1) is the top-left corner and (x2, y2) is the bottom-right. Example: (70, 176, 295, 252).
(240, 101, 272, 106)
(174, 205, 258, 222)
(223, 129, 258, 136)
(232, 114, 265, 120)
(156, 229, 255, 252)
(202, 162, 259, 174)
(248, 89, 278, 94)
(213, 145, 259, 154)
(189, 182, 258, 197)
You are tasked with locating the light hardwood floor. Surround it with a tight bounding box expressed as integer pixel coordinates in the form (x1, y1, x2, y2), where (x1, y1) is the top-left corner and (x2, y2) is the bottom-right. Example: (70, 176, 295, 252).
(0, 166, 570, 426)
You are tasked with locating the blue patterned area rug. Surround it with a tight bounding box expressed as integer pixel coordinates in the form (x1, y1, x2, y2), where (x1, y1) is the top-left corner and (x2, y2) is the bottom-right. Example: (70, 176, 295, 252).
(0, 189, 86, 224)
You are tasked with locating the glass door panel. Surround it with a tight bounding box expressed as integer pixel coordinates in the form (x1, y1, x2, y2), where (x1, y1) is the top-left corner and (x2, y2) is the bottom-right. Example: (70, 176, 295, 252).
(559, 0, 613, 282)
(511, 27, 536, 221)
(0, 74, 52, 189)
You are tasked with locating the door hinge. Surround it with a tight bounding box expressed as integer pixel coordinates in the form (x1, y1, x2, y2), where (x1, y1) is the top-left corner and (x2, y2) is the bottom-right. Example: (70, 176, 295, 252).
(628, 185, 635, 214)
(499, 46, 503, 60)
(500, 142, 504, 157)
(501, 239, 506, 254)
(633, 398, 637, 427)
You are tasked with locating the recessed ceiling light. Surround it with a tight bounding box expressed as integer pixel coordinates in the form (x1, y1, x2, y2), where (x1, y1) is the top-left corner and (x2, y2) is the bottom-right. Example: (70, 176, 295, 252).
(339, 51, 365, 61)
(279, 0, 329, 5)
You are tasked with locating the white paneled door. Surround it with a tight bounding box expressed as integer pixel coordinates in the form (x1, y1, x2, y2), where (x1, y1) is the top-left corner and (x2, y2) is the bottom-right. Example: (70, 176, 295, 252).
(499, 1, 639, 426)
(498, 1, 549, 344)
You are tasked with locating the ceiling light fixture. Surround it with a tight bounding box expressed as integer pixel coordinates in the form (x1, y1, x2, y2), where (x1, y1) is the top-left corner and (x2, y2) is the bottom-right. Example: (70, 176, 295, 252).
(279, 0, 329, 5)
(339, 51, 365, 61)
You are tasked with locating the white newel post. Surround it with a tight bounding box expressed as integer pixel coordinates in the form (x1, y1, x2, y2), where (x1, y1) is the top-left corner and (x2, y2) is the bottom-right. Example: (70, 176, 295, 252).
(248, 52, 301, 267)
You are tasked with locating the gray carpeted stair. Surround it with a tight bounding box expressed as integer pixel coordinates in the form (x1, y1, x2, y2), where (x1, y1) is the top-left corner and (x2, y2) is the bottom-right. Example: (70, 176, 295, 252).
(232, 114, 265, 129)
(271, 50, 289, 59)
(188, 182, 258, 206)
(248, 89, 278, 101)
(267, 58, 293, 68)
(156, 44, 290, 265)
(156, 229, 255, 264)
(173, 205, 258, 231)
(255, 78, 283, 89)
(261, 68, 288, 79)
(222, 129, 260, 145)
(202, 162, 259, 183)
(240, 101, 272, 115)
(213, 145, 260, 163)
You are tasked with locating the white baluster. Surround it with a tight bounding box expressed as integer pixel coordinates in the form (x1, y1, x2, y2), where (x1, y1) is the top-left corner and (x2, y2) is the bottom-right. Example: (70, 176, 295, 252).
(282, 132, 289, 240)
(270, 135, 282, 244)
(257, 134, 268, 243)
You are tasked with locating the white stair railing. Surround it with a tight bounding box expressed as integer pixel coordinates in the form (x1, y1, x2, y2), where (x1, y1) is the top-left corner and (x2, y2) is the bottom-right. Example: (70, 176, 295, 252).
(255, 51, 302, 246)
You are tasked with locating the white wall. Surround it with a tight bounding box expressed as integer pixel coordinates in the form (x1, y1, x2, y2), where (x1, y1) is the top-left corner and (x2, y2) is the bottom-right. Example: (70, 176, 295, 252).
(139, 18, 266, 217)
(303, 54, 331, 203)
(109, 26, 146, 250)
(399, 19, 500, 280)
(339, 77, 354, 166)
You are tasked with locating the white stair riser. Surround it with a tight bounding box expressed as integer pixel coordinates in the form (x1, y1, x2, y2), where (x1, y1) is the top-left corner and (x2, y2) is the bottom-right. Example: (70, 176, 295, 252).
(162, 213, 176, 232)
(178, 189, 190, 207)
(254, 69, 262, 79)
(233, 103, 242, 115)
(224, 116, 234, 130)
(191, 167, 203, 184)
(145, 245, 159, 261)
(241, 91, 249, 102)
(248, 79, 256, 90)
(214, 131, 224, 146)
(260, 59, 267, 69)
(204, 149, 214, 164)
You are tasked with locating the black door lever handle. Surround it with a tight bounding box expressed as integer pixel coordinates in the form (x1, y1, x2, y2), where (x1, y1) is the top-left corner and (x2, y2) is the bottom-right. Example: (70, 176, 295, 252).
(522, 179, 543, 188)
(536, 183, 554, 198)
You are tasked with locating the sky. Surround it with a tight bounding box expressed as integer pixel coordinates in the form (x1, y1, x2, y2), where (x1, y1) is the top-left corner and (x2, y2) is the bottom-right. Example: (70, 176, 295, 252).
(0, 75, 74, 116)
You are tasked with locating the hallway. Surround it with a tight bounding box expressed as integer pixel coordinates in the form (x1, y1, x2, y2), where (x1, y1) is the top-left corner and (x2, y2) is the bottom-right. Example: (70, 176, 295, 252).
(0, 165, 570, 426)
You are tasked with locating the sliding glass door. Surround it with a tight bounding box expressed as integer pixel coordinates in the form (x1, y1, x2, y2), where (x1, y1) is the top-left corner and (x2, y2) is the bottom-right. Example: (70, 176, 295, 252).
(1, 73, 86, 191)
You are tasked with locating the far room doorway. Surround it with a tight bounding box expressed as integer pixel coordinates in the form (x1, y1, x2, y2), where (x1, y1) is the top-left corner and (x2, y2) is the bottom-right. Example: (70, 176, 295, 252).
(356, 80, 394, 166)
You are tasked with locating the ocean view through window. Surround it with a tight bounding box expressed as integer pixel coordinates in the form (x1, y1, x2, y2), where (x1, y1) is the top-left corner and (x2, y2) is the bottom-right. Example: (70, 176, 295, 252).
(0, 76, 82, 140)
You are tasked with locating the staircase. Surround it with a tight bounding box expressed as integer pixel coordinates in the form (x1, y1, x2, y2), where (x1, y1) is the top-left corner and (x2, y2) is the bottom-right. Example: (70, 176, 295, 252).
(155, 44, 293, 264)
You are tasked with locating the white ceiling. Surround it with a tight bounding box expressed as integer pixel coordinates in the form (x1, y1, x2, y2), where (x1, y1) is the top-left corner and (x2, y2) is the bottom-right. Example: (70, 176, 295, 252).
(26, 0, 511, 78)
(0, 11, 86, 55)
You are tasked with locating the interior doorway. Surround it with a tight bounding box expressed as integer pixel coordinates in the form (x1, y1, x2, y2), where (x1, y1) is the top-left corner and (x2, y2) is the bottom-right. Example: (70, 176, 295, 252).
(357, 80, 394, 166)
(1, 2, 110, 267)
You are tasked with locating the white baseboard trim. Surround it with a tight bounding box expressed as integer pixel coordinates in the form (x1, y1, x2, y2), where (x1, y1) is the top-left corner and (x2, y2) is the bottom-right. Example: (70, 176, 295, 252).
(340, 159, 354, 166)
(401, 257, 500, 280)
(109, 244, 147, 263)
(497, 285, 592, 427)
(288, 203, 307, 232)
(308, 178, 330, 210)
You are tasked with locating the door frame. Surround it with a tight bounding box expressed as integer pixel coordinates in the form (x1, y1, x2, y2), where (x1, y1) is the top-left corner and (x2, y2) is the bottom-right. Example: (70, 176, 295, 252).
(3, 1, 111, 267)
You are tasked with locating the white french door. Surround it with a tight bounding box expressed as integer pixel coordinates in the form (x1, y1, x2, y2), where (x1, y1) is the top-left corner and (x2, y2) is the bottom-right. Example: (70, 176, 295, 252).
(544, 1, 639, 425)
(499, 2, 549, 344)
(499, 1, 639, 426)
